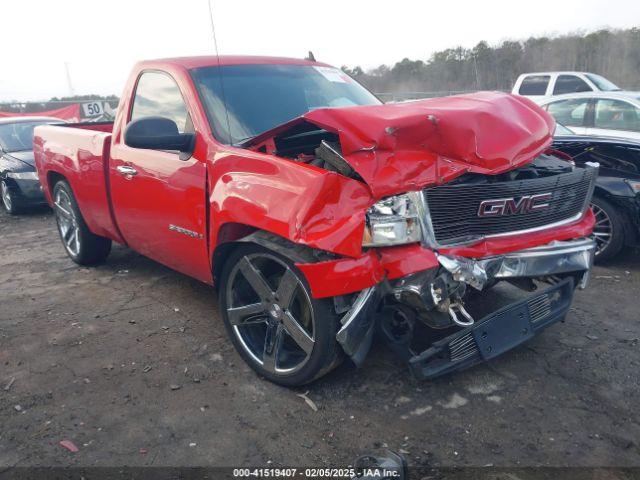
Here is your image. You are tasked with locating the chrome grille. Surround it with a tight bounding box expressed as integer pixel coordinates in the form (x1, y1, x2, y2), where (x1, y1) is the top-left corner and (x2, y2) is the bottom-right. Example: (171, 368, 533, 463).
(424, 168, 596, 245)
(528, 293, 552, 324)
(449, 332, 480, 363)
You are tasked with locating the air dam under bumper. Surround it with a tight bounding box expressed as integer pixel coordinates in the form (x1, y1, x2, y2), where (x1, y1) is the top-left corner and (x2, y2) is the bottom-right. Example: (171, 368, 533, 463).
(335, 238, 595, 373)
(409, 277, 575, 379)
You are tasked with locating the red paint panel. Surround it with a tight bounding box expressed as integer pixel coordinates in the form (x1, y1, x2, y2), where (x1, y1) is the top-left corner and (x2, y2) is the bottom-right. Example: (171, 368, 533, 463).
(439, 210, 595, 258)
(109, 143, 211, 283)
(378, 244, 439, 279)
(296, 251, 384, 299)
(33, 125, 124, 243)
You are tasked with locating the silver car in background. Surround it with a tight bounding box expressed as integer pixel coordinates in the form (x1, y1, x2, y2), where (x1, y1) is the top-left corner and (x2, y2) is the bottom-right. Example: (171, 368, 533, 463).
(539, 92, 640, 141)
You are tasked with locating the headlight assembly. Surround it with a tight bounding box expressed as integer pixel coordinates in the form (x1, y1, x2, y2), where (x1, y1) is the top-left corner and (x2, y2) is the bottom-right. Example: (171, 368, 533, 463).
(627, 180, 640, 195)
(9, 171, 39, 180)
(363, 193, 422, 247)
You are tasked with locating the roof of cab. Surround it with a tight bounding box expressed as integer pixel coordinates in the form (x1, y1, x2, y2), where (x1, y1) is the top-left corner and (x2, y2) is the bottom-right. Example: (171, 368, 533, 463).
(518, 71, 591, 76)
(142, 55, 332, 70)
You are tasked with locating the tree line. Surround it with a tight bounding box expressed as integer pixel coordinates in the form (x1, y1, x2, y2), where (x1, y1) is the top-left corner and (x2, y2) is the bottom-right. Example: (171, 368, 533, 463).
(342, 27, 640, 96)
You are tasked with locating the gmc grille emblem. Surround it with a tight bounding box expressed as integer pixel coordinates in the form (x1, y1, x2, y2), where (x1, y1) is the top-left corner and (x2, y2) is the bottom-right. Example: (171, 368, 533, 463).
(477, 193, 553, 217)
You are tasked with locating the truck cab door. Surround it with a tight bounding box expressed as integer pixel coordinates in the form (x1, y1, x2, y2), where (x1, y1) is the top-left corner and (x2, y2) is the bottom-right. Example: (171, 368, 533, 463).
(109, 71, 212, 283)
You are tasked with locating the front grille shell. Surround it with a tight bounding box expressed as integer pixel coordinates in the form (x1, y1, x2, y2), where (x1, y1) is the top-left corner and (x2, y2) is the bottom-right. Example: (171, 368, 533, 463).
(419, 166, 597, 247)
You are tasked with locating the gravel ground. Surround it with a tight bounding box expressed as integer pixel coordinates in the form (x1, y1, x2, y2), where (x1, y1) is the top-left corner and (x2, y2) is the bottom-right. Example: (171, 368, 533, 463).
(1, 208, 639, 471)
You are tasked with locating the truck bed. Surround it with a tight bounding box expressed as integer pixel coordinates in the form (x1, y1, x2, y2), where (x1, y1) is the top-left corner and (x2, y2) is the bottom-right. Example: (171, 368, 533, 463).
(33, 122, 123, 243)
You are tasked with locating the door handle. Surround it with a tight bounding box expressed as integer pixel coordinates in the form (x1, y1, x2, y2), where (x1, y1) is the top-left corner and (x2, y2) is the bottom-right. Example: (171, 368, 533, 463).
(116, 165, 138, 177)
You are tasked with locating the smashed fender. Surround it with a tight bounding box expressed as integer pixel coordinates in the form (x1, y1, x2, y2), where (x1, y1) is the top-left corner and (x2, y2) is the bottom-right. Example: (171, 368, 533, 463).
(246, 92, 556, 198)
(208, 152, 373, 258)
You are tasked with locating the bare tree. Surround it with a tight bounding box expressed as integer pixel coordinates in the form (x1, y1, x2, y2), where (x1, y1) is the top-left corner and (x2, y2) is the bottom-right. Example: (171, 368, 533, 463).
(342, 27, 640, 95)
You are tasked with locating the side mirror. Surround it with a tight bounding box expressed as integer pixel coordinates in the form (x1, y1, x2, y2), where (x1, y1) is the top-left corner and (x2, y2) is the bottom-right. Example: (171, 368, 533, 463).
(124, 116, 195, 158)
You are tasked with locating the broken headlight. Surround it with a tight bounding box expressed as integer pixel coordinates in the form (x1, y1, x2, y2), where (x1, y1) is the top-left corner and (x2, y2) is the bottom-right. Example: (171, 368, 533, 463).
(363, 193, 422, 247)
(626, 180, 640, 195)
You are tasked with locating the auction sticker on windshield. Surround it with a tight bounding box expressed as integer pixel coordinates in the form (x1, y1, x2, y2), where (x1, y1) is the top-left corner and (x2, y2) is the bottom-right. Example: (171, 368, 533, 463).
(314, 66, 349, 82)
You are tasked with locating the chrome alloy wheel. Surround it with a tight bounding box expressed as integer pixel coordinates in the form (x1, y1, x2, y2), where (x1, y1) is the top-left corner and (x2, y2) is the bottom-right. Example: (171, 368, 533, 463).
(54, 188, 81, 257)
(1, 181, 12, 211)
(591, 202, 613, 256)
(225, 253, 315, 375)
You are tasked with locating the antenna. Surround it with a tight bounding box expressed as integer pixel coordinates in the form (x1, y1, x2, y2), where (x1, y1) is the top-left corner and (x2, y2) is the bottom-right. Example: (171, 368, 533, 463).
(306, 51, 316, 62)
(207, 0, 232, 144)
(64, 62, 75, 97)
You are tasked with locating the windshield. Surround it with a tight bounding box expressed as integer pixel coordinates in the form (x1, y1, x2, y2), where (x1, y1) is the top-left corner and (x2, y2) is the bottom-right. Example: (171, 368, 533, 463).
(554, 123, 574, 135)
(191, 64, 381, 145)
(585, 73, 620, 92)
(0, 120, 53, 152)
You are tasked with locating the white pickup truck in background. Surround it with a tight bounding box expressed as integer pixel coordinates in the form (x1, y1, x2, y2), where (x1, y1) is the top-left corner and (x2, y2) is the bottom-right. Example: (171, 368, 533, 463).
(512, 71, 621, 102)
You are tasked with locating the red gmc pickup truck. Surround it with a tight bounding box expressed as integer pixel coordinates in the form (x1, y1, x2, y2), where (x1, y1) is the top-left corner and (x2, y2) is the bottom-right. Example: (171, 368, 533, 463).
(34, 56, 597, 386)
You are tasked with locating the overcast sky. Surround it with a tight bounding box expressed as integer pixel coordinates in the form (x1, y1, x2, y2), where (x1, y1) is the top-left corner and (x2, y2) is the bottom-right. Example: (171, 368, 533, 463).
(1, 0, 638, 102)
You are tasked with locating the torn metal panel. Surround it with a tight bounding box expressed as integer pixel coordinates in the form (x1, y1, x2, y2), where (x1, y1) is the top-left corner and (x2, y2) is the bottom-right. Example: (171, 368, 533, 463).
(335, 287, 381, 365)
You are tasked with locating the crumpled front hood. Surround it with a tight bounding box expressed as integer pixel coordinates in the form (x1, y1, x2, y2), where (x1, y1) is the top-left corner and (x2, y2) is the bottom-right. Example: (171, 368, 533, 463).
(249, 92, 556, 198)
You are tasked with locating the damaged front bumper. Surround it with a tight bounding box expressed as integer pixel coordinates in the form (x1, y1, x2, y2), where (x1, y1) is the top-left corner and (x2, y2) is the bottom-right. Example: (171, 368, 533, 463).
(436, 238, 595, 290)
(335, 237, 595, 376)
(5, 172, 46, 205)
(409, 277, 574, 379)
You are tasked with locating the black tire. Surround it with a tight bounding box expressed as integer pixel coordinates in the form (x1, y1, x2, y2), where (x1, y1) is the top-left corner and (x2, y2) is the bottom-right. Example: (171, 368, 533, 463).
(219, 243, 342, 386)
(591, 195, 625, 262)
(53, 180, 112, 265)
(1, 180, 22, 215)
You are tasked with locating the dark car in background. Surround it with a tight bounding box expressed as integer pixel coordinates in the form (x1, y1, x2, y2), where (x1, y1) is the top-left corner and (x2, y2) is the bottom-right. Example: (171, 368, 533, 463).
(553, 123, 640, 260)
(0, 116, 64, 214)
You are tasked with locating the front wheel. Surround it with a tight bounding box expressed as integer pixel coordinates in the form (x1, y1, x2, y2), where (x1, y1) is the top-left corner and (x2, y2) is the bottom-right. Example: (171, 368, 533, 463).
(1, 180, 22, 215)
(219, 244, 342, 386)
(53, 181, 112, 265)
(591, 196, 625, 262)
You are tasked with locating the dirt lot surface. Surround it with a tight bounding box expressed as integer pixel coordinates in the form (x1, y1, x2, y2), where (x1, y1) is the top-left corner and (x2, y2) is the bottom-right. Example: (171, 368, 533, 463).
(1, 209, 639, 471)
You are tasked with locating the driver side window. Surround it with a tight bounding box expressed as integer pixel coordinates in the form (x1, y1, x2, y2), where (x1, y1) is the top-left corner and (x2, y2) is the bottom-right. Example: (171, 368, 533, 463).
(553, 75, 591, 95)
(130, 71, 190, 133)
